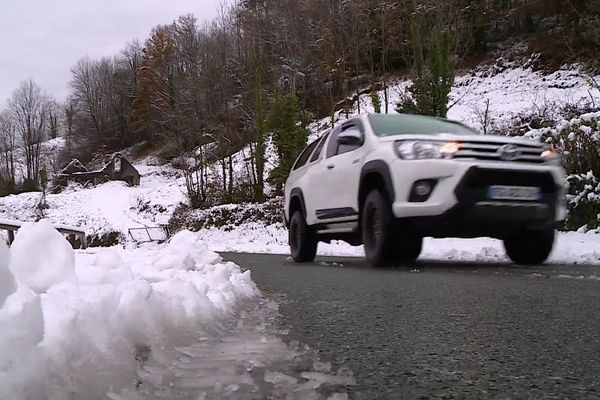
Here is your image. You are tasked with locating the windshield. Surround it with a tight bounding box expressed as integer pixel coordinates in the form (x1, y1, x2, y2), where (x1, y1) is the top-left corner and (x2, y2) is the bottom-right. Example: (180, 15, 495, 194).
(368, 114, 477, 136)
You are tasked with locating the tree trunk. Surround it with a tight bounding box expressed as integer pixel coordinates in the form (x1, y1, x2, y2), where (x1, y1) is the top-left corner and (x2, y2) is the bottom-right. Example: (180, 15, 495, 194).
(254, 73, 266, 202)
(228, 155, 234, 200)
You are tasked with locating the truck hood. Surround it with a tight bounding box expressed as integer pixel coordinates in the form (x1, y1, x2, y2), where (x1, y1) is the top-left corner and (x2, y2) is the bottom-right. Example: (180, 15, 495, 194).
(376, 133, 543, 147)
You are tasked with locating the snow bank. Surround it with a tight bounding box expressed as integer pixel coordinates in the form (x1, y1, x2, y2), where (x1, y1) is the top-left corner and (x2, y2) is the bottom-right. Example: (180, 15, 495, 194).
(194, 222, 600, 266)
(0, 222, 260, 399)
(0, 288, 44, 400)
(9, 219, 77, 293)
(0, 240, 16, 307)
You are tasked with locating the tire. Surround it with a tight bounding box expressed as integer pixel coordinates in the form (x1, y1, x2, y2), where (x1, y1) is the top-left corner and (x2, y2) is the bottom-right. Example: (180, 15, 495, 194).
(289, 210, 318, 263)
(362, 190, 395, 267)
(394, 233, 423, 264)
(504, 229, 555, 265)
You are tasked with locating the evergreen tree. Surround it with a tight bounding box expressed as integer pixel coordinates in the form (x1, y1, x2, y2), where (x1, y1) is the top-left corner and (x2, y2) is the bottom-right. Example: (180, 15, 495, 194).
(267, 94, 310, 195)
(400, 21, 455, 118)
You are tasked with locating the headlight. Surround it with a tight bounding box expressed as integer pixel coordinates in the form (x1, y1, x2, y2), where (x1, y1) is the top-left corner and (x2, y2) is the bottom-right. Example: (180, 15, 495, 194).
(394, 141, 462, 160)
(542, 146, 561, 165)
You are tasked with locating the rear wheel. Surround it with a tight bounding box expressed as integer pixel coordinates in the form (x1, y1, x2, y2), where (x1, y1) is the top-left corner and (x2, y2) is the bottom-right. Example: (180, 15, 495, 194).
(289, 210, 318, 262)
(362, 190, 395, 267)
(504, 229, 555, 265)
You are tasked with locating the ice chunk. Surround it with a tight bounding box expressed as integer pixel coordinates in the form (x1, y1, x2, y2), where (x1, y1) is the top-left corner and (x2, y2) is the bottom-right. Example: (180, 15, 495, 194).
(77, 249, 133, 285)
(153, 230, 222, 270)
(9, 220, 77, 293)
(0, 240, 16, 307)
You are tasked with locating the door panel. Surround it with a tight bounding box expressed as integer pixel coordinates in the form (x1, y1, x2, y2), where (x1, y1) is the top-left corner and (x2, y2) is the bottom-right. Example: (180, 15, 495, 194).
(313, 124, 364, 220)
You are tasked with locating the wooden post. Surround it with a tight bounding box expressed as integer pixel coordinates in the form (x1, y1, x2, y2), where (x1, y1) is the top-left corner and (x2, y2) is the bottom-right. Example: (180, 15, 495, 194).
(8, 230, 14, 246)
(68, 234, 76, 248)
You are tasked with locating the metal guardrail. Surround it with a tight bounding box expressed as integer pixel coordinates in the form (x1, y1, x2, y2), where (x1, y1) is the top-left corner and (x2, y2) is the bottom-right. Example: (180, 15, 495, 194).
(128, 226, 170, 243)
(1, 220, 87, 249)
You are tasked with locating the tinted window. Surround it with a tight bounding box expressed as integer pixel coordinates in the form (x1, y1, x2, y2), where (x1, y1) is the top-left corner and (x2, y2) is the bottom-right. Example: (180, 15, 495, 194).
(310, 132, 330, 162)
(326, 124, 363, 158)
(337, 127, 362, 155)
(293, 138, 321, 170)
(368, 114, 477, 136)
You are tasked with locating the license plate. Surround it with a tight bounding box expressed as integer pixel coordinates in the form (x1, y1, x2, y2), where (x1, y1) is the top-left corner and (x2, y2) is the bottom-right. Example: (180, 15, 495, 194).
(487, 185, 541, 201)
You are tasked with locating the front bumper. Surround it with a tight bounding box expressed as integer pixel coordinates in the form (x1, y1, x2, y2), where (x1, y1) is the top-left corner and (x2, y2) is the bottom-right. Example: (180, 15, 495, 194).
(407, 200, 557, 239)
(388, 160, 566, 238)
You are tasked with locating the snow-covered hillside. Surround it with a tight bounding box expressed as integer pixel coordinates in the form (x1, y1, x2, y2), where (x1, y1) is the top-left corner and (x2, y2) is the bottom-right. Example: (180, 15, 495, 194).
(0, 163, 186, 238)
(1, 60, 600, 398)
(310, 58, 600, 137)
(0, 58, 599, 256)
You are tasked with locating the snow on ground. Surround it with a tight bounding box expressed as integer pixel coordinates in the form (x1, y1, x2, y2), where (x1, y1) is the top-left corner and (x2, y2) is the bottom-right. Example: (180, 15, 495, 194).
(447, 62, 599, 129)
(0, 221, 354, 399)
(0, 161, 187, 236)
(193, 222, 600, 266)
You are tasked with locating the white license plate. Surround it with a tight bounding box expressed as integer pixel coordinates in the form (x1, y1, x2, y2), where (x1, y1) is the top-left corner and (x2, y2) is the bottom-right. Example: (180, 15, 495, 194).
(487, 185, 541, 201)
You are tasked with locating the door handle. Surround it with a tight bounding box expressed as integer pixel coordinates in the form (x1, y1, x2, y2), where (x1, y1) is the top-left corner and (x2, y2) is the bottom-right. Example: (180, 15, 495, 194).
(327, 164, 335, 170)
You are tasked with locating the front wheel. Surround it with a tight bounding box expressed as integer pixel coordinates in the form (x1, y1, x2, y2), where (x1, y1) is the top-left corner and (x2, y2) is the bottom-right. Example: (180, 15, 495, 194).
(362, 190, 395, 267)
(504, 229, 555, 265)
(395, 234, 423, 264)
(289, 210, 318, 262)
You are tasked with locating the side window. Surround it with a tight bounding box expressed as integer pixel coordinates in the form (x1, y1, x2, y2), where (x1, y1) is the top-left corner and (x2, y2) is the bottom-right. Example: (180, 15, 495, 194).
(293, 139, 321, 170)
(326, 123, 364, 158)
(310, 132, 330, 162)
(337, 126, 362, 155)
(326, 128, 342, 158)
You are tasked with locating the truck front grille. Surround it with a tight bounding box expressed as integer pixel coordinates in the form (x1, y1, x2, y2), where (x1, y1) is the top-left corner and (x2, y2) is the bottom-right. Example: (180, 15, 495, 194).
(451, 141, 545, 164)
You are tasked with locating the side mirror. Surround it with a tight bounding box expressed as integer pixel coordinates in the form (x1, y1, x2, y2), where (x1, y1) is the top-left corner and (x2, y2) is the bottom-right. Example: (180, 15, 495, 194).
(337, 128, 363, 146)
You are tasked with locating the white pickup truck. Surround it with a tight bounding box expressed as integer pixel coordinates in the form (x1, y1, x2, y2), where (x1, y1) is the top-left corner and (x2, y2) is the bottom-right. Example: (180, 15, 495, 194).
(284, 113, 566, 266)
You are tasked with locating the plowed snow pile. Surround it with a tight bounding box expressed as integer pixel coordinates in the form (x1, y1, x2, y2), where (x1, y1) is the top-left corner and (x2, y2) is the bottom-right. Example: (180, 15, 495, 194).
(0, 221, 355, 400)
(0, 221, 259, 398)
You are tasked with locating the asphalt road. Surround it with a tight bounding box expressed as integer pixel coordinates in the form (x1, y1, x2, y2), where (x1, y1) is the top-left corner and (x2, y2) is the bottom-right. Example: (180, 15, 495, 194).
(222, 253, 600, 399)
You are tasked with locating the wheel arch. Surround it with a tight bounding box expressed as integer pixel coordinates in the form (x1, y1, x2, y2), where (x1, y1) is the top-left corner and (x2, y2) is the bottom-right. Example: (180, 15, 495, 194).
(289, 188, 307, 221)
(359, 160, 395, 213)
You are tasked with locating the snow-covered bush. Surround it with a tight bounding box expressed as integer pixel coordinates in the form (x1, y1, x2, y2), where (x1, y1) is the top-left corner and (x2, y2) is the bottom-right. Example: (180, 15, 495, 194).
(524, 110, 600, 230)
(566, 172, 600, 231)
(169, 197, 284, 233)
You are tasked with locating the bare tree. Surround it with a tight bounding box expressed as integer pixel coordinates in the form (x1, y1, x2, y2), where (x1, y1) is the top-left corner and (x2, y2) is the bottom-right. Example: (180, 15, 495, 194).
(8, 79, 51, 184)
(0, 110, 17, 187)
(47, 99, 62, 139)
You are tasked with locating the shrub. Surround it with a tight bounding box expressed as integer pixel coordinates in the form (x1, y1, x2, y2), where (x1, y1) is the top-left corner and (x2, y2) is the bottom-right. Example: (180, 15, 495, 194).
(168, 197, 284, 234)
(20, 179, 40, 193)
(524, 109, 600, 230)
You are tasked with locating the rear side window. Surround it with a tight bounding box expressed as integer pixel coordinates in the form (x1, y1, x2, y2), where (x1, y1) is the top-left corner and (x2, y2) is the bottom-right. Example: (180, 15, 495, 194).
(310, 132, 330, 162)
(293, 138, 321, 170)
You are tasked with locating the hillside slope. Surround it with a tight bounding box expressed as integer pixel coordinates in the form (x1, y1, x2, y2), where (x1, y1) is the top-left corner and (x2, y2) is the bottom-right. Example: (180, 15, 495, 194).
(1, 59, 599, 260)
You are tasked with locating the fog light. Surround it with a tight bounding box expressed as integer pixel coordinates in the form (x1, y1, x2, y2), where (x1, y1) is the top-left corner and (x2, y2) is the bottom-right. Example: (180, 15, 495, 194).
(409, 179, 438, 202)
(414, 182, 432, 197)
